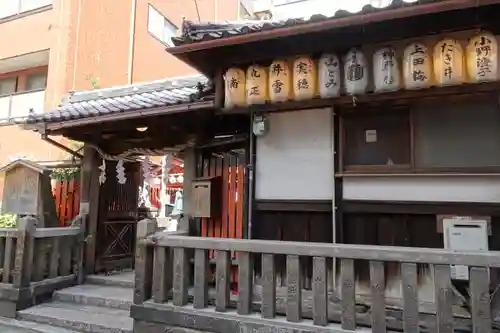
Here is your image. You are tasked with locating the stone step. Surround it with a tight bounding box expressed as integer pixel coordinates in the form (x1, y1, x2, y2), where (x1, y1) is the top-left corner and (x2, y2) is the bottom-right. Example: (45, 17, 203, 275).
(17, 302, 133, 333)
(85, 273, 134, 289)
(0, 317, 80, 333)
(53, 284, 133, 311)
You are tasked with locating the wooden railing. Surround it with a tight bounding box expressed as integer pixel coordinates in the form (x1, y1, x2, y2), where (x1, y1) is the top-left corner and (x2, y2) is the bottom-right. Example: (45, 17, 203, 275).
(131, 219, 499, 333)
(0, 215, 85, 317)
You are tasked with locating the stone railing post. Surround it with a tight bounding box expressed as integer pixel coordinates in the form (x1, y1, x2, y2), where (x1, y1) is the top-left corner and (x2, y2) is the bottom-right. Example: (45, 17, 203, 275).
(134, 218, 157, 305)
(75, 214, 88, 285)
(0, 216, 37, 317)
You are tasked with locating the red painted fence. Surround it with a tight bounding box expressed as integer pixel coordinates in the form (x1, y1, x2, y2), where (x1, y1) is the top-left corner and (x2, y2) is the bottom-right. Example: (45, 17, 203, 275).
(52, 179, 80, 226)
(51, 179, 183, 226)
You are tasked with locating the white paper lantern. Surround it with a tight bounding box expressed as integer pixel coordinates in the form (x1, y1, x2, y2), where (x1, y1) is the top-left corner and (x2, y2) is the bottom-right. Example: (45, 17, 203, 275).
(467, 32, 498, 82)
(246, 65, 268, 105)
(318, 54, 341, 98)
(292, 57, 317, 101)
(344, 49, 369, 95)
(224, 68, 246, 108)
(269, 60, 292, 102)
(403, 43, 432, 90)
(433, 39, 465, 86)
(373, 47, 401, 92)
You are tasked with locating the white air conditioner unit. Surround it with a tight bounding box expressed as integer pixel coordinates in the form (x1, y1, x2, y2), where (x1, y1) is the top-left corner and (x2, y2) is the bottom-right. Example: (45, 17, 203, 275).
(443, 218, 488, 281)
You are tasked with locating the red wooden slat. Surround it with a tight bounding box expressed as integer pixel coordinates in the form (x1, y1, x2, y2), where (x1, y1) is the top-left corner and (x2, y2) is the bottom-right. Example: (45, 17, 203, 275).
(54, 181, 62, 223)
(229, 160, 237, 240)
(73, 180, 80, 219)
(66, 180, 75, 226)
(221, 155, 229, 239)
(236, 164, 245, 240)
(59, 180, 68, 226)
(201, 156, 209, 238)
(210, 157, 219, 259)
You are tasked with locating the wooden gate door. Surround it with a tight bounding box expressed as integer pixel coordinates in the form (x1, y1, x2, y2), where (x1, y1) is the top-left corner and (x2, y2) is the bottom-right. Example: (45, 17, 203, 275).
(95, 161, 140, 272)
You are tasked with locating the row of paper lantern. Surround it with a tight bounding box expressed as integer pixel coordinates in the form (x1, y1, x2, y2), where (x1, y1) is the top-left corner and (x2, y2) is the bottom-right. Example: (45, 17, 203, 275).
(169, 175, 184, 184)
(224, 32, 498, 108)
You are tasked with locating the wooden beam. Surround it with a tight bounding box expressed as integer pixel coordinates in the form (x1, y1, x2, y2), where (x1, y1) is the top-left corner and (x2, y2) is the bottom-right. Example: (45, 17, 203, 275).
(220, 81, 500, 115)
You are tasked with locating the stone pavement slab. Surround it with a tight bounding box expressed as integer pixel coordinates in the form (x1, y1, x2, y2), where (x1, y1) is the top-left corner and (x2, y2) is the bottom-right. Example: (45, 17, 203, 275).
(0, 318, 79, 333)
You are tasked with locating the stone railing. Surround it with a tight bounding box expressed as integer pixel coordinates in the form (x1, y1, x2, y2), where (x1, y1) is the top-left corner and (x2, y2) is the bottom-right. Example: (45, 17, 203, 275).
(131, 219, 498, 333)
(0, 215, 85, 317)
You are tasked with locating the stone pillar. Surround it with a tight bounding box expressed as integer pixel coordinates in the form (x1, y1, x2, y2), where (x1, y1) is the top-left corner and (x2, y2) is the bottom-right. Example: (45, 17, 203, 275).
(134, 218, 157, 305)
(0, 216, 36, 317)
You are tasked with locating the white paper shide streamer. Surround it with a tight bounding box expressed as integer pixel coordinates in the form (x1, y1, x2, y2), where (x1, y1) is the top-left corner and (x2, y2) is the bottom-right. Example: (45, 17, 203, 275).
(139, 156, 152, 207)
(98, 159, 106, 185)
(116, 159, 127, 184)
(158, 155, 173, 218)
(141, 156, 152, 184)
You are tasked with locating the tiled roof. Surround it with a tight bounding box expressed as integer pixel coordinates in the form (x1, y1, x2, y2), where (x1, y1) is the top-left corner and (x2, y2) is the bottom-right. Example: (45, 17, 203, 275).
(24, 75, 213, 124)
(172, 0, 434, 46)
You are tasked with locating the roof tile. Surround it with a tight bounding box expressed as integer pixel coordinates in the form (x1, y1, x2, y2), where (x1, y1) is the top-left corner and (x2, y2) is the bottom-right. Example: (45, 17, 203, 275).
(22, 75, 212, 124)
(172, 0, 436, 45)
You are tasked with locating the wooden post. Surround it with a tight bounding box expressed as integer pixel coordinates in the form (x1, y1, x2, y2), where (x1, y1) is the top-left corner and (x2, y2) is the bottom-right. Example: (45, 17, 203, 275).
(134, 218, 157, 304)
(214, 68, 225, 110)
(180, 148, 196, 234)
(80, 145, 101, 274)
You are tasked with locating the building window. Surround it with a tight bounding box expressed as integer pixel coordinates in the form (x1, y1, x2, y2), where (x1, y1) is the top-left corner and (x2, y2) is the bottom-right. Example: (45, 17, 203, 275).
(0, 78, 17, 96)
(26, 71, 47, 91)
(413, 99, 500, 168)
(341, 97, 500, 173)
(343, 110, 411, 170)
(0, 0, 52, 20)
(147, 5, 178, 47)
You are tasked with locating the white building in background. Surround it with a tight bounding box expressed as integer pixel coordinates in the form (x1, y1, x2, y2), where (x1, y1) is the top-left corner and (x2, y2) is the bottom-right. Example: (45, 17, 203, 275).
(252, 0, 406, 20)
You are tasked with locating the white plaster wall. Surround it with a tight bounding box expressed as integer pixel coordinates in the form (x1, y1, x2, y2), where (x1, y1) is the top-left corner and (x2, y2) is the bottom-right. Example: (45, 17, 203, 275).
(255, 108, 334, 200)
(343, 176, 500, 203)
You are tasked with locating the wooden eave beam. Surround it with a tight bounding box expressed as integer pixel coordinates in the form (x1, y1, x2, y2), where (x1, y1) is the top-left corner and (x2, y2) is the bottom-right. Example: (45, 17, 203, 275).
(220, 81, 500, 115)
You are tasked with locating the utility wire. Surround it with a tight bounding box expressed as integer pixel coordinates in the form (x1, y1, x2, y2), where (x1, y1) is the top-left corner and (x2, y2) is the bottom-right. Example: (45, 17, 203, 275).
(194, 0, 201, 22)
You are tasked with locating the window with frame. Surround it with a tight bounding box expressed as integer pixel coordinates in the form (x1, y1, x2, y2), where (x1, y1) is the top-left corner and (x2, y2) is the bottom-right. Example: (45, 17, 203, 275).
(342, 110, 411, 170)
(413, 98, 500, 169)
(341, 97, 500, 173)
(0, 78, 17, 96)
(147, 5, 178, 47)
(26, 71, 47, 91)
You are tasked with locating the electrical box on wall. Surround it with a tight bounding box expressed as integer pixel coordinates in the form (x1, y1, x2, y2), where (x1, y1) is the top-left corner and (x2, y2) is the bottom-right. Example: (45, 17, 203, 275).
(191, 176, 222, 218)
(443, 218, 489, 281)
